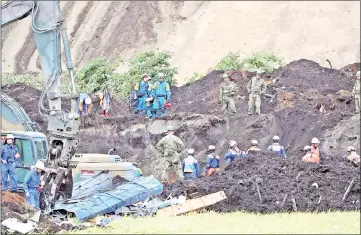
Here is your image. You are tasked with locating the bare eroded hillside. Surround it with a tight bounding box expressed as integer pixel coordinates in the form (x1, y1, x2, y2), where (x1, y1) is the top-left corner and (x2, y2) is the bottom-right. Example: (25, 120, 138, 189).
(2, 1, 360, 84)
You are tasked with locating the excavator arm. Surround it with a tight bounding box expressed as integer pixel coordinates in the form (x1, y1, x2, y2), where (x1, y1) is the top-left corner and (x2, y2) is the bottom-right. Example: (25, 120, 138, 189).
(2, 1, 80, 209)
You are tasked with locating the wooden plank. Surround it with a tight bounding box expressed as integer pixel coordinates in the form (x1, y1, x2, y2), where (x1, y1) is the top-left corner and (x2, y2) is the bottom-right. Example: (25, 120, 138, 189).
(157, 191, 227, 217)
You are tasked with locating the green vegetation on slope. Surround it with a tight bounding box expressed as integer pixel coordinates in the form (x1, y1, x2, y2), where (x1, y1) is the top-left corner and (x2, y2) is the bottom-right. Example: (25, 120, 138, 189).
(215, 51, 284, 72)
(2, 51, 178, 100)
(70, 211, 360, 234)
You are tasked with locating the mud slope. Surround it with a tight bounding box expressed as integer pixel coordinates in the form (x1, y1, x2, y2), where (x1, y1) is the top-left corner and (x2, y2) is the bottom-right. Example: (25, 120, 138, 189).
(2, 59, 360, 177)
(2, 1, 360, 84)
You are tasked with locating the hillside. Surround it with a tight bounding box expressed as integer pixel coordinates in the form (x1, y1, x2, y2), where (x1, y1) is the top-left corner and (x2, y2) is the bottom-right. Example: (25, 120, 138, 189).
(1, 1, 360, 84)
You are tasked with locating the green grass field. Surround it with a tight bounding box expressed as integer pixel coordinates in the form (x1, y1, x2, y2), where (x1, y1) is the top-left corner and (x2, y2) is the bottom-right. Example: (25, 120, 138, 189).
(70, 211, 360, 234)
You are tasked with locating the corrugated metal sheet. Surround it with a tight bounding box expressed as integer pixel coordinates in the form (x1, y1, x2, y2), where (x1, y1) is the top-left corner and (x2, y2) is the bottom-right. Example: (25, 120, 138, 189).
(51, 176, 163, 221)
(71, 172, 113, 199)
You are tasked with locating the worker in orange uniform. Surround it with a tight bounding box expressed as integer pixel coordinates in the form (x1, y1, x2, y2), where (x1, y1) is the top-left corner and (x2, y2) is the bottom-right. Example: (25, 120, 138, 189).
(205, 145, 220, 176)
(310, 137, 321, 163)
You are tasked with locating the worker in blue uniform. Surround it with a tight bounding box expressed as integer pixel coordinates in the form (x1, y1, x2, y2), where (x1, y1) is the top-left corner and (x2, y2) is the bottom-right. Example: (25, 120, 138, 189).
(152, 73, 171, 117)
(1, 134, 20, 192)
(267, 135, 287, 158)
(134, 74, 151, 116)
(205, 145, 220, 176)
(224, 140, 246, 165)
(182, 149, 201, 180)
(78, 93, 92, 116)
(23, 161, 45, 209)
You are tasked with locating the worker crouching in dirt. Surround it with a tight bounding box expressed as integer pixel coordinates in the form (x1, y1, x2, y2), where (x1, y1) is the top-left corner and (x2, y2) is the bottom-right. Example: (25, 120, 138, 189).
(181, 149, 201, 180)
(24, 161, 45, 209)
(205, 145, 220, 176)
(224, 140, 246, 165)
(156, 125, 185, 183)
(267, 135, 286, 158)
(246, 140, 261, 154)
(346, 146, 360, 167)
(310, 137, 321, 163)
(302, 144, 320, 163)
(78, 93, 92, 116)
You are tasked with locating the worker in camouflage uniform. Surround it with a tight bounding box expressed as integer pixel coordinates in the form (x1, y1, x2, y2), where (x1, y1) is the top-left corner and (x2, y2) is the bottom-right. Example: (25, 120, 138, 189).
(219, 73, 237, 114)
(351, 71, 360, 114)
(156, 125, 185, 183)
(247, 71, 267, 115)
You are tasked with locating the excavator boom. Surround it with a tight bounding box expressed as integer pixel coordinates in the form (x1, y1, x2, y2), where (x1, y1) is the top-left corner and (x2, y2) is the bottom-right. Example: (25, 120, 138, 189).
(2, 1, 80, 209)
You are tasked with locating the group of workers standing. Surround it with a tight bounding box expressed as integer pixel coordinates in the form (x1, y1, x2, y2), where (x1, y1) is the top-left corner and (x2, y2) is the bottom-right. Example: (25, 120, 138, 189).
(220, 70, 361, 115)
(132, 73, 172, 118)
(155, 125, 360, 183)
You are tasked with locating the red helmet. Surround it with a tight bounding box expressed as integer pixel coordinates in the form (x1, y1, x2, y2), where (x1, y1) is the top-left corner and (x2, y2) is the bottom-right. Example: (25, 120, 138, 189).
(164, 103, 172, 108)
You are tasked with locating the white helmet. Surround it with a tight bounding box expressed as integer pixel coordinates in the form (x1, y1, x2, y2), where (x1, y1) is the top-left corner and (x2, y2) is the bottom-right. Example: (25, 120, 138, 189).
(229, 140, 237, 147)
(311, 138, 320, 144)
(273, 135, 280, 141)
(251, 140, 258, 146)
(208, 145, 216, 151)
(35, 161, 45, 171)
(304, 145, 311, 151)
(158, 73, 164, 78)
(6, 134, 14, 139)
(256, 70, 262, 75)
(347, 146, 355, 152)
(356, 71, 360, 76)
(85, 97, 92, 105)
(222, 73, 229, 79)
(187, 149, 195, 155)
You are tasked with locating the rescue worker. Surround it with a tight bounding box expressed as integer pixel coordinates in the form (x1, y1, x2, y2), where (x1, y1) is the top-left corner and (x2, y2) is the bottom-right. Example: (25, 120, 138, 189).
(1, 134, 20, 192)
(99, 89, 111, 117)
(78, 93, 92, 116)
(219, 73, 237, 114)
(246, 140, 261, 154)
(247, 71, 267, 115)
(156, 125, 185, 182)
(145, 76, 156, 119)
(134, 74, 151, 115)
(152, 73, 171, 117)
(351, 71, 360, 114)
(132, 163, 144, 178)
(224, 140, 246, 165)
(205, 145, 220, 176)
(23, 161, 44, 209)
(310, 137, 321, 163)
(346, 146, 360, 166)
(267, 135, 286, 158)
(301, 145, 313, 162)
(181, 149, 201, 180)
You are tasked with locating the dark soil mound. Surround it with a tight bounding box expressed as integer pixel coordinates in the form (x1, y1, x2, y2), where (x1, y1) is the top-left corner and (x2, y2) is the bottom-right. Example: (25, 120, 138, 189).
(163, 153, 360, 213)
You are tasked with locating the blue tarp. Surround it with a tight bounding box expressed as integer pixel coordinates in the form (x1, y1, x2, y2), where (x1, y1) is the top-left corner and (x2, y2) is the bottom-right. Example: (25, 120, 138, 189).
(51, 176, 163, 221)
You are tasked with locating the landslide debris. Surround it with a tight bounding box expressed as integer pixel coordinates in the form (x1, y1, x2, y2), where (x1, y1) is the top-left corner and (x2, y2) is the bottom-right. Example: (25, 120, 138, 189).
(162, 152, 360, 213)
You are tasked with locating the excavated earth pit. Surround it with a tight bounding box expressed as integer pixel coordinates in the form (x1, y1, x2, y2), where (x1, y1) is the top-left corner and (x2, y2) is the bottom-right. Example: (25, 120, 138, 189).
(2, 59, 360, 213)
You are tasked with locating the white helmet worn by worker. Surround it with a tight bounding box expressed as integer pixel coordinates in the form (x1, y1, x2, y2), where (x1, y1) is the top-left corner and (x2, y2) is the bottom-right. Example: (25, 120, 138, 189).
(167, 125, 175, 131)
(222, 73, 229, 79)
(347, 146, 355, 152)
(304, 145, 311, 151)
(159, 73, 164, 78)
(311, 138, 320, 144)
(229, 140, 237, 147)
(6, 134, 14, 139)
(256, 70, 262, 75)
(208, 145, 216, 151)
(85, 97, 92, 105)
(35, 161, 45, 171)
(251, 140, 258, 146)
(356, 71, 360, 76)
(273, 135, 280, 141)
(188, 149, 195, 155)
